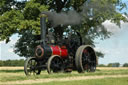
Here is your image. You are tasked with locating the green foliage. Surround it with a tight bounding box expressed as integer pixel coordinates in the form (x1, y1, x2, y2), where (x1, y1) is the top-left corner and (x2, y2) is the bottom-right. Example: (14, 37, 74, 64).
(123, 63, 128, 67)
(0, 0, 48, 41)
(0, 59, 24, 66)
(107, 62, 120, 67)
(0, 0, 127, 57)
(0, 0, 48, 57)
(14, 30, 40, 57)
(0, 10, 24, 42)
(96, 51, 104, 57)
(0, 0, 15, 14)
(98, 64, 106, 67)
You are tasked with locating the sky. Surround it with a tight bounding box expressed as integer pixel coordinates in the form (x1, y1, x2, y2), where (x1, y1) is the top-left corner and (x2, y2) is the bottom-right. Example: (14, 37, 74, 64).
(95, 20, 128, 65)
(94, 0, 128, 65)
(0, 0, 128, 65)
(0, 34, 25, 60)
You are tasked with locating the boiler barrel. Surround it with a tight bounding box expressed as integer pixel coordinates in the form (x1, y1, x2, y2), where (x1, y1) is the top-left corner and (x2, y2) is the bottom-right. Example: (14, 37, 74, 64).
(50, 46, 68, 59)
(35, 45, 68, 59)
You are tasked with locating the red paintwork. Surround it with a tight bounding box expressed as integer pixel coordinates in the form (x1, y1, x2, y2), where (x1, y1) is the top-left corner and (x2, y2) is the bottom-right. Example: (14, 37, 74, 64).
(50, 46, 61, 56)
(50, 45, 68, 59)
(60, 47, 68, 58)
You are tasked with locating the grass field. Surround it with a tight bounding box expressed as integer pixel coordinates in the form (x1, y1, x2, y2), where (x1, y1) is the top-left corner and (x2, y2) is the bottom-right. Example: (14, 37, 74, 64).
(31, 77, 128, 85)
(0, 67, 128, 85)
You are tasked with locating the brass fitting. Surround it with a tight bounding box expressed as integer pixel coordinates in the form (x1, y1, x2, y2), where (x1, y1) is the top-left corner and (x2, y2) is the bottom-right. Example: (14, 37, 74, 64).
(40, 14, 47, 17)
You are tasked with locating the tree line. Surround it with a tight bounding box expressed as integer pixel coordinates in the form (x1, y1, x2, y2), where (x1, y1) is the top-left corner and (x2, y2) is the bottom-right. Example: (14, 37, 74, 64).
(98, 63, 128, 67)
(0, 59, 128, 67)
(0, 59, 24, 66)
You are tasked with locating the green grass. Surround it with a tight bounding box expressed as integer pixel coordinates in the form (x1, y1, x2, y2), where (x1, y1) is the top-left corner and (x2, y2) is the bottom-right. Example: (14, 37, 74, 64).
(30, 77, 128, 85)
(0, 69, 128, 82)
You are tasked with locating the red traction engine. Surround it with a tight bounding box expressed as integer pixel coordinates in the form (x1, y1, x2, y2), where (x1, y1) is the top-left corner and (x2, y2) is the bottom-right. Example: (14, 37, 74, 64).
(24, 14, 97, 76)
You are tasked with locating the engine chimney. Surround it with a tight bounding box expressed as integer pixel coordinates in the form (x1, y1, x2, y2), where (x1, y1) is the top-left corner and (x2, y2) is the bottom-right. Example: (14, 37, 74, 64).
(40, 14, 47, 45)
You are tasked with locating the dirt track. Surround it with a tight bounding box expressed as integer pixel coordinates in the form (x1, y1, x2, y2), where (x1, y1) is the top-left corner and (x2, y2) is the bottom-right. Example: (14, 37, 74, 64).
(0, 67, 24, 70)
(1, 67, 128, 70)
(0, 75, 128, 85)
(97, 67, 128, 70)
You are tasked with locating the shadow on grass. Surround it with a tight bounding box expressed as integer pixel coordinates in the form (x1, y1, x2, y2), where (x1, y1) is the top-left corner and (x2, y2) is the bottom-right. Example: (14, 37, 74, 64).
(0, 69, 24, 73)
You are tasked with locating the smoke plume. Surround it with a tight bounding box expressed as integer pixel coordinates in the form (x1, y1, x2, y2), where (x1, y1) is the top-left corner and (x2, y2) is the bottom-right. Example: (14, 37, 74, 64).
(42, 0, 115, 27)
(42, 11, 82, 27)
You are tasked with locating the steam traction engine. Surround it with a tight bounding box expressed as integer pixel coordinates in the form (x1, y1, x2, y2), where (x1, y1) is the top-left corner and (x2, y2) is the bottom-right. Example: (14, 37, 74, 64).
(24, 14, 97, 76)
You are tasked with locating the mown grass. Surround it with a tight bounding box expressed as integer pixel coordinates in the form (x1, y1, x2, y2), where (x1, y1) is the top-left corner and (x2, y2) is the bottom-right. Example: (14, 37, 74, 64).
(0, 68, 128, 82)
(30, 77, 128, 85)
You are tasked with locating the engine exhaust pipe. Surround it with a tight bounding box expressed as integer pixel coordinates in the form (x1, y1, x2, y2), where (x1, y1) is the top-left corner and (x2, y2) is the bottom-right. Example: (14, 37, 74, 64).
(40, 14, 47, 45)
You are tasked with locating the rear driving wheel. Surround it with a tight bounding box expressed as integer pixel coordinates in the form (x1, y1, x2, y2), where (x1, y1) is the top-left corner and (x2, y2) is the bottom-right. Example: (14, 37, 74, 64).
(75, 45, 97, 73)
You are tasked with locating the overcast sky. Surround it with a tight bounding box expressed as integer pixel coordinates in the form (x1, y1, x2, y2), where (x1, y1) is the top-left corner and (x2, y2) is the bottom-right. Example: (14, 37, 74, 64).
(0, 0, 128, 65)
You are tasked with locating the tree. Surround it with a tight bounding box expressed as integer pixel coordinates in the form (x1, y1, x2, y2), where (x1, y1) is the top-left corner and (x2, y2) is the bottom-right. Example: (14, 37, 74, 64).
(107, 62, 120, 67)
(0, 59, 24, 66)
(0, 0, 127, 57)
(123, 63, 128, 67)
(98, 64, 106, 67)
